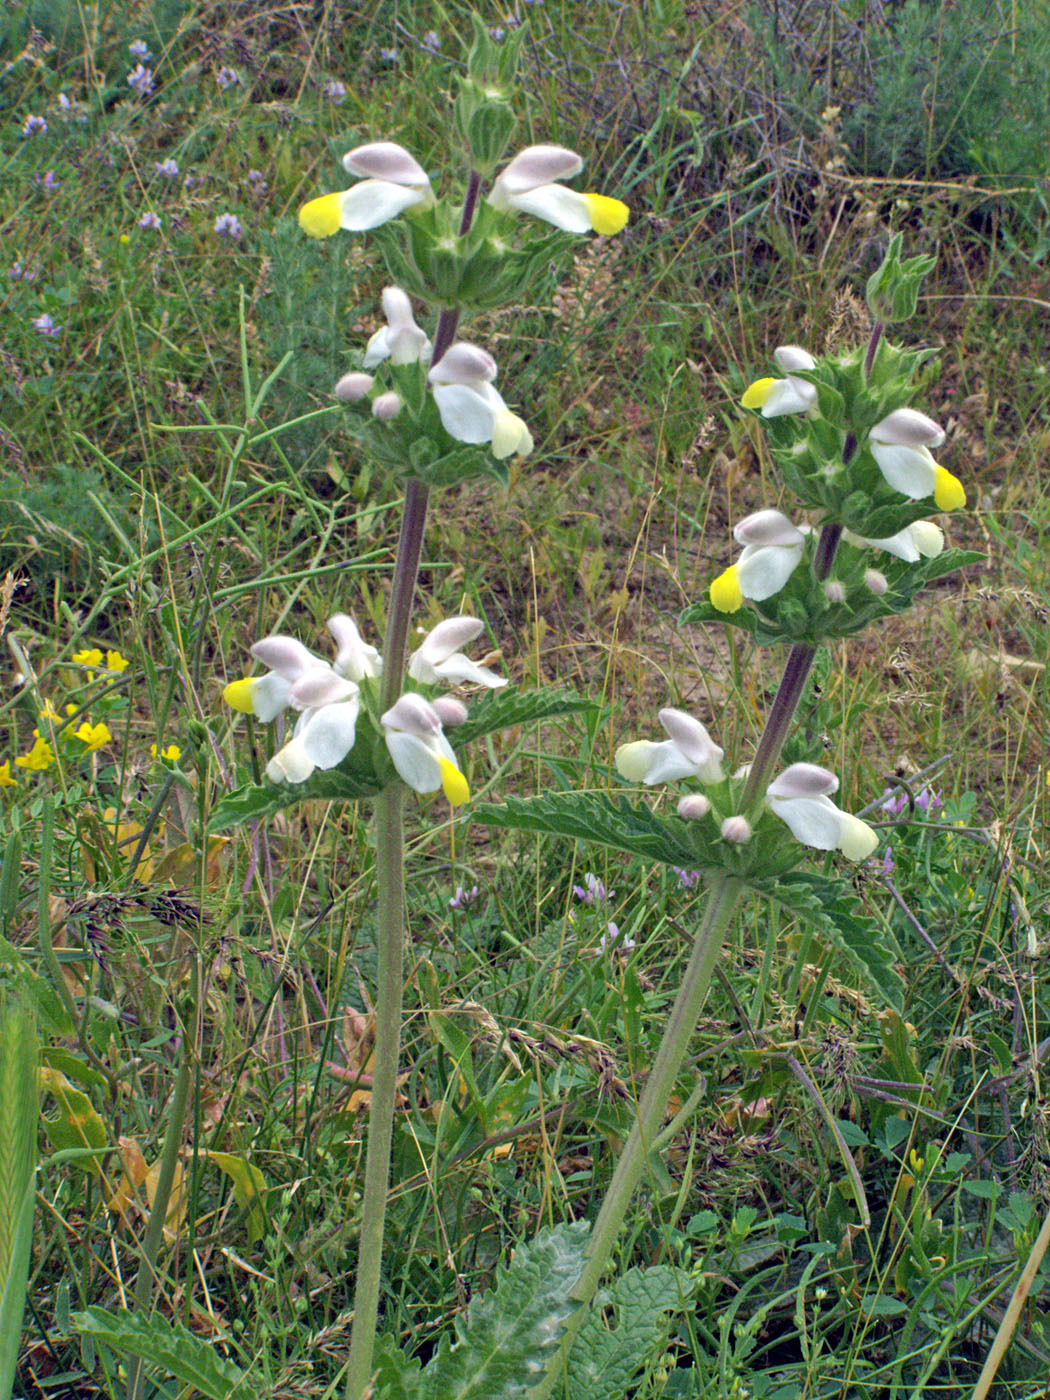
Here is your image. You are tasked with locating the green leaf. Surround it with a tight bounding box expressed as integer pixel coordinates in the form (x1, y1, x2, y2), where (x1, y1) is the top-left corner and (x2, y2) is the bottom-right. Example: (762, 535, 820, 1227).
(453, 688, 596, 746)
(567, 1266, 693, 1400)
(754, 871, 905, 1011)
(0, 996, 37, 1400)
(390, 1221, 590, 1399)
(72, 1307, 251, 1400)
(474, 792, 708, 870)
(208, 765, 383, 833)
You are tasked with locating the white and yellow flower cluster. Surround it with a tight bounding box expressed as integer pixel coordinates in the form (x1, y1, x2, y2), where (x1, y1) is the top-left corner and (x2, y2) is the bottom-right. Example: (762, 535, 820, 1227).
(223, 615, 504, 803)
(299, 140, 628, 241)
(616, 709, 877, 861)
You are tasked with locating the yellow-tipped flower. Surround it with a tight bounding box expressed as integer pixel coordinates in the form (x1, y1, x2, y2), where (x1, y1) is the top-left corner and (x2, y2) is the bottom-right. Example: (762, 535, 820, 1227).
(766, 763, 878, 861)
(488, 145, 628, 235)
(381, 693, 470, 805)
(428, 342, 533, 459)
(741, 346, 817, 417)
(868, 409, 965, 508)
(709, 509, 806, 614)
(616, 708, 724, 786)
(298, 141, 434, 238)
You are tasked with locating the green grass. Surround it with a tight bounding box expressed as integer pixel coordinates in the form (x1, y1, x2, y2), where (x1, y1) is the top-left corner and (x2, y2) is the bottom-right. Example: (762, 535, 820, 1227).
(3, 0, 1050, 1396)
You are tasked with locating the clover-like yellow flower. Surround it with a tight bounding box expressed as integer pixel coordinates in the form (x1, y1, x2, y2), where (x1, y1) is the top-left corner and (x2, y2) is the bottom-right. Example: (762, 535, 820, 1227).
(0, 760, 16, 787)
(76, 721, 112, 751)
(16, 736, 55, 771)
(73, 648, 104, 667)
(106, 650, 130, 673)
(151, 743, 182, 762)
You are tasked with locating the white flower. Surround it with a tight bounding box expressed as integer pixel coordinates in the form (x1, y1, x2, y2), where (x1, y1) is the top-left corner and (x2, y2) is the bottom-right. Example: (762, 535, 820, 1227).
(408, 617, 506, 688)
(741, 346, 817, 417)
(298, 141, 434, 238)
(327, 614, 382, 682)
(428, 343, 533, 458)
(709, 509, 807, 613)
(616, 708, 724, 786)
(766, 764, 878, 861)
(265, 669, 361, 784)
(363, 287, 431, 368)
(487, 145, 629, 235)
(381, 693, 469, 805)
(845, 520, 944, 562)
(868, 409, 965, 510)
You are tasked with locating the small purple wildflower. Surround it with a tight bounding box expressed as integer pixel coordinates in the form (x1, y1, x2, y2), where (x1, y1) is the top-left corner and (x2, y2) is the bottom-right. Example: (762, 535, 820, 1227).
(915, 787, 943, 816)
(246, 168, 268, 193)
(35, 169, 59, 190)
(489, 25, 506, 40)
(213, 212, 243, 239)
(880, 789, 909, 817)
(32, 313, 61, 337)
(22, 115, 48, 136)
(57, 92, 73, 112)
(448, 884, 479, 910)
(137, 210, 162, 230)
(673, 867, 700, 890)
(215, 66, 241, 89)
(881, 846, 894, 876)
(129, 40, 152, 60)
(378, 46, 398, 61)
(155, 157, 179, 177)
(127, 64, 155, 97)
(421, 30, 440, 51)
(323, 79, 347, 103)
(573, 872, 613, 906)
(600, 922, 636, 954)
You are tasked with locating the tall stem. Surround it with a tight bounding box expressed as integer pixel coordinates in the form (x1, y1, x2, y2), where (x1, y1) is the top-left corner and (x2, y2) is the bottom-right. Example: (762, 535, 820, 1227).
(530, 875, 744, 1400)
(343, 292, 464, 1400)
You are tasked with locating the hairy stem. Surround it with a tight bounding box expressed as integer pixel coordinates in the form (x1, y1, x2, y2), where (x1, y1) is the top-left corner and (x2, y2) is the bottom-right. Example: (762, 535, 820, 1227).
(530, 874, 744, 1399)
(344, 290, 469, 1397)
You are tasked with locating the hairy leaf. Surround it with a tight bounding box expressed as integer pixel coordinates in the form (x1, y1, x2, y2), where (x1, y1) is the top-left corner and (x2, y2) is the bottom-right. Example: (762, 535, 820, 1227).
(568, 1267, 693, 1400)
(377, 1221, 589, 1399)
(474, 793, 713, 870)
(453, 688, 595, 745)
(754, 871, 904, 1010)
(72, 1307, 251, 1400)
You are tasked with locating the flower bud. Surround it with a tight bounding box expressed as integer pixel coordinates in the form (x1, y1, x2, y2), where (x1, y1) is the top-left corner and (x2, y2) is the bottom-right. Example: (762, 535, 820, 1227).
(721, 815, 752, 844)
(372, 392, 402, 421)
(823, 580, 845, 603)
(864, 569, 889, 595)
(677, 793, 711, 820)
(432, 696, 469, 727)
(335, 371, 374, 402)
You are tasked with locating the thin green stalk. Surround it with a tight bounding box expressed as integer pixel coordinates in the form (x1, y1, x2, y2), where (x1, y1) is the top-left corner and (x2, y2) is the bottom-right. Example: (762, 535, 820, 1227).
(126, 1052, 192, 1400)
(530, 874, 744, 1399)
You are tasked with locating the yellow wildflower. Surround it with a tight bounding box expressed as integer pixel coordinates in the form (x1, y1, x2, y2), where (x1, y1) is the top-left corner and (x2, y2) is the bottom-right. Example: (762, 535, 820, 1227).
(0, 760, 16, 787)
(105, 650, 130, 673)
(76, 721, 112, 751)
(16, 736, 55, 771)
(150, 743, 181, 762)
(73, 648, 104, 667)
